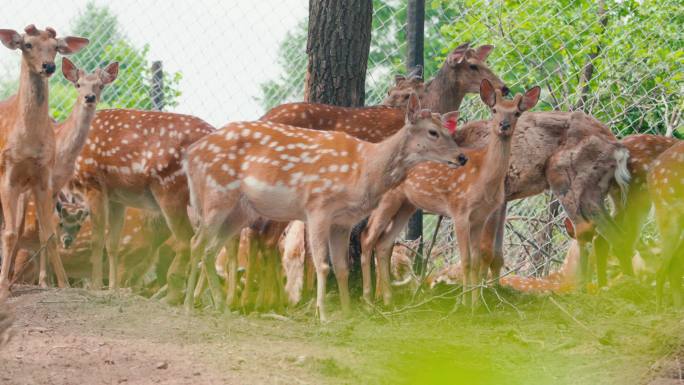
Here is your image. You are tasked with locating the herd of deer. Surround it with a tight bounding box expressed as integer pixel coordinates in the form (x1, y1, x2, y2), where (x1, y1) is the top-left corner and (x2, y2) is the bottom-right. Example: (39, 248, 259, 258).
(0, 25, 681, 322)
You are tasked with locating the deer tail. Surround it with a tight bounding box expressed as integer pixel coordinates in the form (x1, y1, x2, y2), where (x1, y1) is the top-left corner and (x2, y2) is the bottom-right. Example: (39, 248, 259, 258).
(613, 146, 631, 206)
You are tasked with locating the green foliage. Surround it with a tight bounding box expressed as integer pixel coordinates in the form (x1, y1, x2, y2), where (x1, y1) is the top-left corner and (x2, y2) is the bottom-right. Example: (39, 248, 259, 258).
(0, 1, 182, 121)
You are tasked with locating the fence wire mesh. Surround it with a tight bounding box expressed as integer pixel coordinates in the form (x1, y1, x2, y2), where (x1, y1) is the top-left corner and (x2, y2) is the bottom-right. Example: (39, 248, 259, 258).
(0, 1, 681, 278)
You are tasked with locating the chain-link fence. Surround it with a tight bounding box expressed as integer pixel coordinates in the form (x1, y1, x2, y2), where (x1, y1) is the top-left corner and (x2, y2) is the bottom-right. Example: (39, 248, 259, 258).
(1, 1, 681, 277)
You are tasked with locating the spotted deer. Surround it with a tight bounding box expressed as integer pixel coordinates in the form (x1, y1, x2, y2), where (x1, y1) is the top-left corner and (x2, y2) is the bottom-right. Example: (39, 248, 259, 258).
(586, 135, 679, 286)
(361, 80, 540, 306)
(70, 109, 214, 297)
(183, 93, 467, 320)
(0, 25, 89, 298)
(647, 141, 684, 307)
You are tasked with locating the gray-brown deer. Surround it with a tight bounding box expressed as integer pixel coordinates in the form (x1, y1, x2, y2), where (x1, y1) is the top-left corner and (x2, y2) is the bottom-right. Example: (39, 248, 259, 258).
(361, 80, 540, 306)
(0, 25, 89, 298)
(183, 93, 467, 321)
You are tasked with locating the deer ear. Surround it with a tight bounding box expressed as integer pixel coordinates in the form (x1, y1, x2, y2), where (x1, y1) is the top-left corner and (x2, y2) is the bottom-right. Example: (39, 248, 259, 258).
(101, 62, 119, 85)
(519, 86, 541, 112)
(61, 58, 79, 83)
(441, 111, 459, 135)
(57, 36, 89, 54)
(394, 75, 406, 84)
(0, 29, 22, 50)
(474, 45, 494, 61)
(480, 79, 496, 108)
(55, 201, 63, 215)
(406, 92, 421, 124)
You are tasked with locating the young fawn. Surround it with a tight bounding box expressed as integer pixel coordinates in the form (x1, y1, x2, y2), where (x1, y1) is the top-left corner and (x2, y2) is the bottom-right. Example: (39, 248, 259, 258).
(0, 25, 88, 297)
(361, 80, 540, 306)
(183, 93, 467, 321)
(647, 140, 684, 308)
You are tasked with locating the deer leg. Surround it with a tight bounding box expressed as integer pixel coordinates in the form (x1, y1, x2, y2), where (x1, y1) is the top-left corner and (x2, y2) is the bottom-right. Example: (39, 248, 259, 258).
(593, 235, 609, 287)
(329, 225, 352, 315)
(85, 189, 107, 290)
(376, 202, 416, 306)
(106, 201, 125, 289)
(469, 222, 486, 307)
(485, 202, 507, 284)
(454, 221, 472, 307)
(224, 238, 241, 309)
(153, 186, 194, 305)
(0, 178, 24, 299)
(307, 215, 331, 322)
(33, 185, 68, 288)
(361, 201, 403, 303)
(240, 229, 260, 310)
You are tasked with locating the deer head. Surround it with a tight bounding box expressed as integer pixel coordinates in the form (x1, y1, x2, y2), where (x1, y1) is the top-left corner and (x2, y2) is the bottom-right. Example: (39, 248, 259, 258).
(480, 79, 540, 138)
(383, 65, 426, 108)
(446, 43, 508, 95)
(0, 25, 88, 77)
(62, 58, 118, 107)
(55, 193, 88, 249)
(404, 93, 468, 168)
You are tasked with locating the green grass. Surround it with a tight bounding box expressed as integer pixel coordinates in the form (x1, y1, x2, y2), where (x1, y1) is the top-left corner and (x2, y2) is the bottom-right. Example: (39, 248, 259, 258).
(304, 280, 684, 385)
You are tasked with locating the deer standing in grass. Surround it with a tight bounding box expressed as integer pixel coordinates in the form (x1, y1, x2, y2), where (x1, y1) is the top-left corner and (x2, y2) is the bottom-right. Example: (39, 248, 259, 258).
(647, 141, 684, 308)
(184, 93, 467, 320)
(361, 80, 540, 306)
(587, 135, 678, 287)
(0, 25, 89, 298)
(70, 109, 214, 297)
(212, 43, 505, 306)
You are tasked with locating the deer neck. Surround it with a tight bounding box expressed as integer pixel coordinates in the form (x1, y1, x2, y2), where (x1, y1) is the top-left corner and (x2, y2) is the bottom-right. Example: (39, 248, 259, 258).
(359, 125, 417, 201)
(423, 65, 466, 113)
(16, 61, 51, 136)
(53, 103, 96, 190)
(476, 127, 512, 201)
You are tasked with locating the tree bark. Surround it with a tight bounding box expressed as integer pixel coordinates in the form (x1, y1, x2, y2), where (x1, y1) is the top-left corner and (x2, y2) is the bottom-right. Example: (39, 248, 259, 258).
(305, 0, 373, 107)
(576, 0, 607, 111)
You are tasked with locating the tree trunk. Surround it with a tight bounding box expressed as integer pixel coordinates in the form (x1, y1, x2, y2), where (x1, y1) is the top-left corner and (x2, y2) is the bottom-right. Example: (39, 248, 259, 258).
(305, 0, 372, 107)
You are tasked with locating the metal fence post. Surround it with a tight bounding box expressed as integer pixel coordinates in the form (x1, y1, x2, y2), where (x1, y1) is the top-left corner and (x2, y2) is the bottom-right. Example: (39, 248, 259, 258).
(151, 60, 164, 111)
(406, 0, 425, 272)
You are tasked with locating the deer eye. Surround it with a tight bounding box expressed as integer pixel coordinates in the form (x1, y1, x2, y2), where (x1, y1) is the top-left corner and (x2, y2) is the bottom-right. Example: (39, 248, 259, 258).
(75, 83, 80, 88)
(515, 111, 521, 117)
(469, 64, 478, 70)
(24, 43, 32, 49)
(99, 85, 104, 90)
(492, 108, 497, 113)
(428, 129, 439, 138)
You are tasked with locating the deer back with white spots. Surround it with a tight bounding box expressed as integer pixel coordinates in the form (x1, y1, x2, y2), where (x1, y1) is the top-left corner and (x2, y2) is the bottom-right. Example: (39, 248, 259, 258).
(183, 92, 467, 320)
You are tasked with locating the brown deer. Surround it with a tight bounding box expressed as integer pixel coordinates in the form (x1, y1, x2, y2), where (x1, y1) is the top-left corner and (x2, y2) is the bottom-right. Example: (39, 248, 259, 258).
(70, 109, 214, 298)
(361, 80, 540, 306)
(183, 93, 467, 321)
(0, 25, 89, 298)
(647, 141, 684, 307)
(8, 58, 118, 287)
(587, 135, 678, 286)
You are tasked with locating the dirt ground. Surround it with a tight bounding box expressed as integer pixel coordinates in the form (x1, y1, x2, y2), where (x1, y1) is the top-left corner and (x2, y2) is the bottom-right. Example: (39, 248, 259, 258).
(1, 284, 683, 385)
